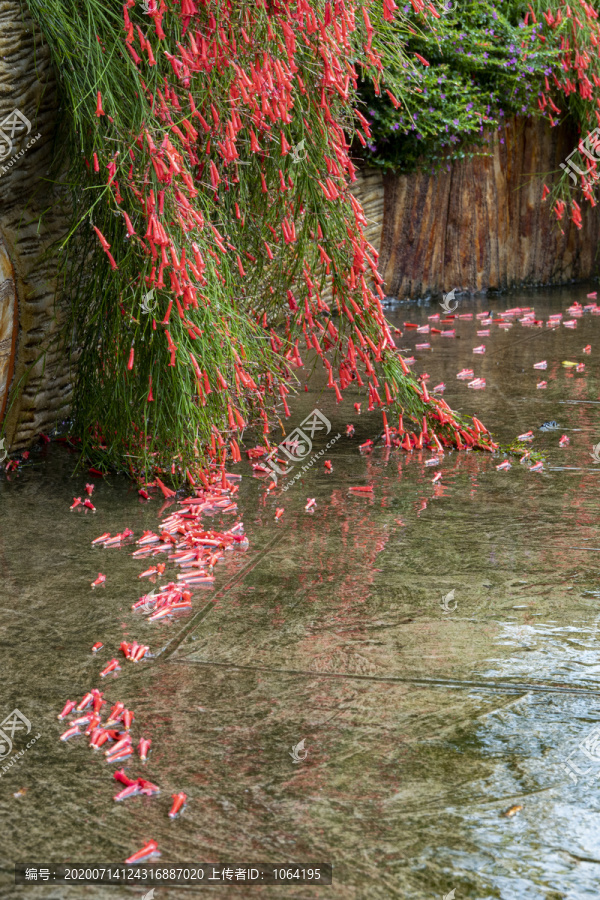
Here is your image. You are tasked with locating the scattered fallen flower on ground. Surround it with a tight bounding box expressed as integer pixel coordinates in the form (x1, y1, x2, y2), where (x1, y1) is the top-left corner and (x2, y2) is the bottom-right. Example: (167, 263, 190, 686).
(125, 841, 160, 864)
(169, 792, 187, 819)
(100, 659, 121, 678)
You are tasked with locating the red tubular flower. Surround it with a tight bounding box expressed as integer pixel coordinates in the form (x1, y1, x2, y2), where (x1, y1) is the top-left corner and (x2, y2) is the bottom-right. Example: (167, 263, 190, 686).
(95, 91, 105, 116)
(123, 212, 136, 237)
(93, 226, 110, 252)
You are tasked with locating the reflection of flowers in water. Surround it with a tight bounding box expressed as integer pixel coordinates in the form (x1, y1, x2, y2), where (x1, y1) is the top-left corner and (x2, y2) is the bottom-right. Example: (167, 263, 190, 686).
(579, 725, 600, 762)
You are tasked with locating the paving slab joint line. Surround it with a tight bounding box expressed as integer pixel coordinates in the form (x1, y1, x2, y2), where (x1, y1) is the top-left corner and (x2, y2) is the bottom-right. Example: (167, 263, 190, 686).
(168, 659, 600, 697)
(156, 532, 285, 661)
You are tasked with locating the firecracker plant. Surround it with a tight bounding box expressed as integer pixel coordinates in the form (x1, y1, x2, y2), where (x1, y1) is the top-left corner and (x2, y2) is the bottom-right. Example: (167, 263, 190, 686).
(21, 0, 497, 483)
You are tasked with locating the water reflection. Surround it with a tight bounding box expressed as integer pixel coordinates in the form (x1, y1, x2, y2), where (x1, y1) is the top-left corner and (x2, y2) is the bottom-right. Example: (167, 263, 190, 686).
(2, 287, 600, 896)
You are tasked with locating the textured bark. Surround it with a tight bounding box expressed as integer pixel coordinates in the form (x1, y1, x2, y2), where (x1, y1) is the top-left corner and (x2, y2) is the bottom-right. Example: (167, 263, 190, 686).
(0, 235, 17, 425)
(0, 0, 72, 451)
(373, 116, 600, 298)
(351, 167, 384, 253)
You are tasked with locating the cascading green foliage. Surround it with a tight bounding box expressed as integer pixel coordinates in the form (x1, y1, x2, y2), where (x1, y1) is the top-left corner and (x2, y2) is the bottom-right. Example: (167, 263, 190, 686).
(19, 0, 491, 479)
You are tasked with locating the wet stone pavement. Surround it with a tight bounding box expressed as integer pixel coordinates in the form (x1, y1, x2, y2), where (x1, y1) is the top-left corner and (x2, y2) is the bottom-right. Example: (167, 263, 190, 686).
(3, 287, 600, 898)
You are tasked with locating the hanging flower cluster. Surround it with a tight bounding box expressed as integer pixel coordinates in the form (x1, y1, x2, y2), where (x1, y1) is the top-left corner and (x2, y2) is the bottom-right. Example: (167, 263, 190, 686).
(532, 0, 600, 228)
(25, 0, 495, 481)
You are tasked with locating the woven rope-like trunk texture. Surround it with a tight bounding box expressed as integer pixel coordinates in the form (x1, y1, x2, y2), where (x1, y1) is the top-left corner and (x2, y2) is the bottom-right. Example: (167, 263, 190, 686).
(0, 0, 72, 451)
(378, 117, 600, 299)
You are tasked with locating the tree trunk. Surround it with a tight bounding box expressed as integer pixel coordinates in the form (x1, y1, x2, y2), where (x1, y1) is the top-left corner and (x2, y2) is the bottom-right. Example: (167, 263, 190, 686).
(0, 0, 71, 452)
(357, 117, 600, 298)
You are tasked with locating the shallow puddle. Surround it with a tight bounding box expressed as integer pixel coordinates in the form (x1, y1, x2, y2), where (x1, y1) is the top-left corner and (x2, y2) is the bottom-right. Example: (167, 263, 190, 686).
(2, 286, 600, 898)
